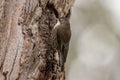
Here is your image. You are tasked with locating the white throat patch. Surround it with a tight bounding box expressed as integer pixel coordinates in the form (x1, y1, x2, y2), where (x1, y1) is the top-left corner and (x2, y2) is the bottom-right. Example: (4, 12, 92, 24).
(54, 20, 60, 29)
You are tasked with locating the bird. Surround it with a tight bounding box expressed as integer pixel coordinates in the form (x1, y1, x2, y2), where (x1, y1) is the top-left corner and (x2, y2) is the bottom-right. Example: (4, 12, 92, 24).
(52, 17, 71, 71)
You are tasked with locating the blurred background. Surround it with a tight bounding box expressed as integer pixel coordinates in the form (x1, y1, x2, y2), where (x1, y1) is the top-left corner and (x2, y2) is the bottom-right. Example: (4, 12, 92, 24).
(66, 0, 120, 80)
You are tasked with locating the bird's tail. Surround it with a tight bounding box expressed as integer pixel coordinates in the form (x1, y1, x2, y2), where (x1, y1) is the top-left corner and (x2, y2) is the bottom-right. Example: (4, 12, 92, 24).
(60, 43, 69, 71)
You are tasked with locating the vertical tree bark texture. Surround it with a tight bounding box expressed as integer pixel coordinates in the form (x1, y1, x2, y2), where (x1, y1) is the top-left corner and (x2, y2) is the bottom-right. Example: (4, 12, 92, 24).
(0, 0, 74, 80)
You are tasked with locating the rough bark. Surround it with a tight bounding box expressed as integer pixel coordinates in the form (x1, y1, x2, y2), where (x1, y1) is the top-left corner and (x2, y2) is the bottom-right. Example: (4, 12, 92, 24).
(0, 0, 74, 80)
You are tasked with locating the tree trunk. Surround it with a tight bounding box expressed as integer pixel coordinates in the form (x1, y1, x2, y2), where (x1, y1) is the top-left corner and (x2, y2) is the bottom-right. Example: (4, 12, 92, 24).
(0, 0, 74, 80)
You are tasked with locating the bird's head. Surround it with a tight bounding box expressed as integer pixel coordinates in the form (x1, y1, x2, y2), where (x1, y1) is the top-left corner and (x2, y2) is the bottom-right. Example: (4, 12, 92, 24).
(59, 17, 70, 26)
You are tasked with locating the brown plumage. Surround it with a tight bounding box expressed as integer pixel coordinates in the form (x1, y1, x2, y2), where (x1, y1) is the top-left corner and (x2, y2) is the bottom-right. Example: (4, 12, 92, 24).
(52, 17, 71, 71)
